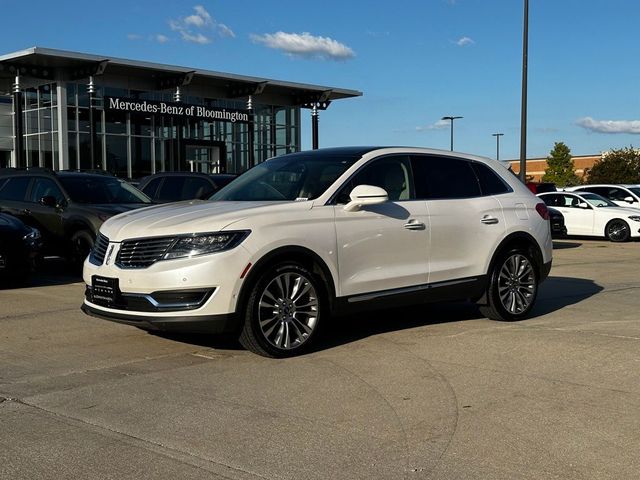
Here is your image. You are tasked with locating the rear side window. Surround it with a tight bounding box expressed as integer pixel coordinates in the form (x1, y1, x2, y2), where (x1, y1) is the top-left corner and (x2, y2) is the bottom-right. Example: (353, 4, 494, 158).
(157, 177, 187, 202)
(141, 177, 162, 198)
(411, 155, 481, 199)
(182, 177, 214, 199)
(471, 162, 511, 195)
(0, 176, 31, 201)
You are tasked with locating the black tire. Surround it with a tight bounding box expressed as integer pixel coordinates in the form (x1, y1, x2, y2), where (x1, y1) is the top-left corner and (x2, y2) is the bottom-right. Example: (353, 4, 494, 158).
(605, 219, 630, 242)
(239, 263, 325, 358)
(479, 248, 539, 322)
(69, 229, 95, 268)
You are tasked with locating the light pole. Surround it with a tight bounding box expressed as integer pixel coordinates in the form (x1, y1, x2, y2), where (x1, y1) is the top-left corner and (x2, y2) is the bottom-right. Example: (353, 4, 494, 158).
(519, 0, 529, 182)
(492, 133, 504, 160)
(441, 115, 463, 151)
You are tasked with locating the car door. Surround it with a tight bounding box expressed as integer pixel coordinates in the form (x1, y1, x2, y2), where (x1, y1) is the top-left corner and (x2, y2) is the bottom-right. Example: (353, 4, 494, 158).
(25, 176, 67, 245)
(545, 193, 594, 235)
(412, 155, 506, 283)
(333, 155, 430, 297)
(0, 176, 32, 222)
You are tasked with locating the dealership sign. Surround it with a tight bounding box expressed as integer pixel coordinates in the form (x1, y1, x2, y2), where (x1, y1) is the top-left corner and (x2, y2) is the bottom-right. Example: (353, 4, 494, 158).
(105, 96, 250, 123)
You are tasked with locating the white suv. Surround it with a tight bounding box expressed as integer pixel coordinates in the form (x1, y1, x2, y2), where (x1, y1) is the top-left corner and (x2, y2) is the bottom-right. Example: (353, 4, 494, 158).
(82, 147, 553, 357)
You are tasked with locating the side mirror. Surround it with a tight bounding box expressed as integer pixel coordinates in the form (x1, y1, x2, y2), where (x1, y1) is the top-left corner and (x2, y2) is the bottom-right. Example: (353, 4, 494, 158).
(39, 195, 57, 208)
(578, 202, 590, 209)
(624, 196, 635, 203)
(343, 185, 388, 212)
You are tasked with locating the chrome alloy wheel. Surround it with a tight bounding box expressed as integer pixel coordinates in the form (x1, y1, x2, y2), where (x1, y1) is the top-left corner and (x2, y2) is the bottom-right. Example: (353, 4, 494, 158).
(257, 272, 319, 350)
(497, 254, 536, 315)
(607, 220, 630, 242)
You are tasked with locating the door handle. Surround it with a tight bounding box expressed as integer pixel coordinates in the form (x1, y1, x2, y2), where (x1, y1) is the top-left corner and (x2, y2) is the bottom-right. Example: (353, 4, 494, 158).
(403, 220, 426, 230)
(481, 215, 499, 225)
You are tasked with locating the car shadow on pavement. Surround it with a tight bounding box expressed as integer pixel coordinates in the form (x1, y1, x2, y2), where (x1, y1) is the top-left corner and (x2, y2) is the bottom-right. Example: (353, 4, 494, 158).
(0, 257, 83, 290)
(552, 241, 582, 249)
(311, 275, 603, 353)
(149, 276, 603, 355)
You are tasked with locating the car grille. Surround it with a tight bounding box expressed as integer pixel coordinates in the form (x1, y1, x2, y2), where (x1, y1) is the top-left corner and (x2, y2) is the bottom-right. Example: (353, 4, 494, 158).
(116, 236, 176, 268)
(89, 234, 110, 266)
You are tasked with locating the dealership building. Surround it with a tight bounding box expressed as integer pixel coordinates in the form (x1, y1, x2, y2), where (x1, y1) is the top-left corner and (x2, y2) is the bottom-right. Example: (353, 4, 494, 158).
(0, 47, 361, 177)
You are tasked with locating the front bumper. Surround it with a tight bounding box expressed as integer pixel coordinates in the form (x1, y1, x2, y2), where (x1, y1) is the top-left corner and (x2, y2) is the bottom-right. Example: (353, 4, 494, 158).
(81, 302, 238, 333)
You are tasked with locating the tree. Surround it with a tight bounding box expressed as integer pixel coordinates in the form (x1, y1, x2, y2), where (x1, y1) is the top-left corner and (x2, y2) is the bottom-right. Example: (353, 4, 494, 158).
(542, 142, 580, 187)
(585, 146, 640, 184)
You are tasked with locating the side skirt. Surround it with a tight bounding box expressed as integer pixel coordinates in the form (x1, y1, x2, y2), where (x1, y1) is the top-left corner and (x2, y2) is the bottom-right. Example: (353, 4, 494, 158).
(333, 276, 488, 315)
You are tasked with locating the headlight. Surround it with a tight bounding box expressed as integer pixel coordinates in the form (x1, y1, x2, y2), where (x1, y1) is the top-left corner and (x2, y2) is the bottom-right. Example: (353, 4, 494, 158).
(22, 227, 41, 241)
(628, 216, 640, 222)
(162, 231, 250, 260)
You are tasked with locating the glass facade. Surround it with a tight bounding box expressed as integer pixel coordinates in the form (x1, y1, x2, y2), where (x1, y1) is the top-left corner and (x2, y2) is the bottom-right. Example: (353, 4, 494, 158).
(62, 82, 300, 178)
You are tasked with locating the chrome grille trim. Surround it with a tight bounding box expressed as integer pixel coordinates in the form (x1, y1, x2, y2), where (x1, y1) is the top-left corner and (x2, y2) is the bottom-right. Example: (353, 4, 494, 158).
(115, 236, 176, 269)
(89, 233, 110, 266)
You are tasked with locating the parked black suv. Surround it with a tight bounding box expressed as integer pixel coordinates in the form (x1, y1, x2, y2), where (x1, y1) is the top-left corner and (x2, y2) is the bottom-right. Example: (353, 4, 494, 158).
(0, 212, 42, 283)
(0, 170, 151, 265)
(138, 172, 237, 203)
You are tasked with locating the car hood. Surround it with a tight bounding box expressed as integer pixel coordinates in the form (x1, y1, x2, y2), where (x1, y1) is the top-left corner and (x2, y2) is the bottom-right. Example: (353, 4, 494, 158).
(99, 200, 308, 241)
(0, 212, 30, 235)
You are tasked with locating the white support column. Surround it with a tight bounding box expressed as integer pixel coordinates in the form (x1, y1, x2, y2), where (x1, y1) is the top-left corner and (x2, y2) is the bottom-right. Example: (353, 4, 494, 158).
(56, 82, 68, 170)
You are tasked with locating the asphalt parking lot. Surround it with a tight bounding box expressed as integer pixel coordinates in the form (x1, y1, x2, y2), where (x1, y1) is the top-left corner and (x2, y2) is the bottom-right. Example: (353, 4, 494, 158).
(1, 240, 639, 480)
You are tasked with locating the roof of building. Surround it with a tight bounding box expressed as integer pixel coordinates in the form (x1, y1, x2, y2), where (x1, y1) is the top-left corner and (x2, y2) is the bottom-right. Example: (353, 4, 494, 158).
(0, 47, 362, 106)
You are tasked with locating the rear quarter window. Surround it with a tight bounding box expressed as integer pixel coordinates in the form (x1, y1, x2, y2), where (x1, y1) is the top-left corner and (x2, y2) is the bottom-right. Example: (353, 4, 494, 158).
(0, 176, 31, 201)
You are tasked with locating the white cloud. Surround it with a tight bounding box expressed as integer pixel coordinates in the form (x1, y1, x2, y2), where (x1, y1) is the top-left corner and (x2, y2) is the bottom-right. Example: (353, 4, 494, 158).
(127, 33, 142, 41)
(251, 32, 355, 60)
(169, 5, 234, 44)
(456, 36, 475, 47)
(416, 120, 450, 131)
(154, 34, 169, 44)
(577, 117, 640, 134)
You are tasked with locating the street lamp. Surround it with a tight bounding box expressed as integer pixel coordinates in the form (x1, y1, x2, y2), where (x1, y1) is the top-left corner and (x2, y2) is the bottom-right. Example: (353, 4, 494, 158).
(492, 133, 504, 160)
(519, 0, 529, 182)
(441, 115, 463, 151)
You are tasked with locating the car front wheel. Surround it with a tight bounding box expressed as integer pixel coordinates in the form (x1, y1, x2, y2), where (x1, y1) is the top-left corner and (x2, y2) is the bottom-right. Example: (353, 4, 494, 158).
(479, 248, 539, 321)
(239, 263, 323, 357)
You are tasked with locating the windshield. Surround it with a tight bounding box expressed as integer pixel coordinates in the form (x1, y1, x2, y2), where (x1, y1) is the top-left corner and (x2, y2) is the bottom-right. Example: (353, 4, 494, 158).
(60, 176, 151, 204)
(628, 187, 640, 197)
(210, 154, 359, 201)
(579, 192, 618, 207)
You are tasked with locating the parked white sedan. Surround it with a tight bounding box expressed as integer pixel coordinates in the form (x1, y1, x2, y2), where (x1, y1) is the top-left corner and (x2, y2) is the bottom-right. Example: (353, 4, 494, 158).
(538, 191, 640, 242)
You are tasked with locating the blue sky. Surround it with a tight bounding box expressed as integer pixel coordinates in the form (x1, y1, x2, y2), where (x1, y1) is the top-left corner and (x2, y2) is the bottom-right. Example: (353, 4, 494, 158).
(2, 0, 640, 160)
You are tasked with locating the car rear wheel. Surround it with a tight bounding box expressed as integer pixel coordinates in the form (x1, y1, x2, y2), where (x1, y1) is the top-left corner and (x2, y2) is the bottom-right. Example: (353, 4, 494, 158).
(605, 219, 630, 242)
(239, 263, 324, 357)
(479, 248, 539, 321)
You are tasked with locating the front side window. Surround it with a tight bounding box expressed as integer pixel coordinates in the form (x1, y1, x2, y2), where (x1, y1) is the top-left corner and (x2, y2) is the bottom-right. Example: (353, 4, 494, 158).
(0, 177, 31, 201)
(335, 155, 413, 204)
(211, 153, 358, 202)
(411, 155, 481, 199)
(59, 176, 151, 204)
(29, 178, 64, 204)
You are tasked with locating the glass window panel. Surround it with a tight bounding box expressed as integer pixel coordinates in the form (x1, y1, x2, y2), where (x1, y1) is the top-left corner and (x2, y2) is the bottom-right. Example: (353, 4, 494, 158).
(105, 135, 128, 178)
(77, 84, 89, 107)
(78, 108, 90, 133)
(51, 83, 58, 106)
(67, 107, 77, 132)
(25, 88, 38, 109)
(38, 84, 52, 107)
(51, 106, 58, 132)
(78, 133, 92, 171)
(25, 110, 39, 134)
(131, 114, 152, 136)
(66, 83, 77, 106)
(131, 136, 151, 179)
(154, 139, 165, 172)
(41, 134, 53, 169)
(26, 135, 39, 167)
(105, 109, 127, 135)
(104, 86, 128, 98)
(39, 108, 53, 132)
(68, 132, 78, 170)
